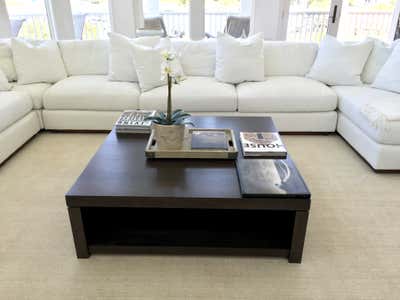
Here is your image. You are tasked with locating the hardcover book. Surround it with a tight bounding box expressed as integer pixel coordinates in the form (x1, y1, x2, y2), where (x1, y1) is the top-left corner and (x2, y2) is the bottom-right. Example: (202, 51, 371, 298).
(191, 131, 228, 150)
(236, 159, 290, 197)
(240, 132, 287, 158)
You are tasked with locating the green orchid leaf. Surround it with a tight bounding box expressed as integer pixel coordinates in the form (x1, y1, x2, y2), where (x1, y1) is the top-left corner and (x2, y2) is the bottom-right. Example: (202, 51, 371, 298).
(145, 109, 191, 126)
(172, 112, 191, 120)
(172, 109, 183, 118)
(173, 115, 191, 125)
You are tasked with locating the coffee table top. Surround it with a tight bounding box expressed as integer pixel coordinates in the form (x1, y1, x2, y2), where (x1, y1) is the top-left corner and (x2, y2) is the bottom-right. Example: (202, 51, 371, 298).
(66, 116, 310, 210)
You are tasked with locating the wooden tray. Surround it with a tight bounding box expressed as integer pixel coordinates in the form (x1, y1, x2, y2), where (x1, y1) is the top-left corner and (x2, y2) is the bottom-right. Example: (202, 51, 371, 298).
(145, 128, 238, 159)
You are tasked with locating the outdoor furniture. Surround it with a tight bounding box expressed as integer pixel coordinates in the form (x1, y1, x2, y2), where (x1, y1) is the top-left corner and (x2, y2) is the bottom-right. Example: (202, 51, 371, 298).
(206, 16, 250, 38)
(136, 16, 168, 37)
(225, 16, 250, 38)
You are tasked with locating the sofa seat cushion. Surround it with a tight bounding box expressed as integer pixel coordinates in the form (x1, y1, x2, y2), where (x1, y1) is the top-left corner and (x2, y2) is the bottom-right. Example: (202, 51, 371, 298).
(12, 83, 52, 109)
(43, 75, 140, 111)
(237, 76, 337, 113)
(0, 91, 32, 131)
(139, 76, 237, 112)
(333, 85, 400, 145)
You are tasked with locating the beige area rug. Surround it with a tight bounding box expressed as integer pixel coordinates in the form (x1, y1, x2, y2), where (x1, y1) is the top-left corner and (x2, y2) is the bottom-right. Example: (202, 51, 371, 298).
(0, 132, 399, 300)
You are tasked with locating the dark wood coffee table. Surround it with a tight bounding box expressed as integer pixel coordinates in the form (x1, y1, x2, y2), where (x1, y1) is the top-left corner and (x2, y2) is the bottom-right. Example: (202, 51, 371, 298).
(66, 116, 311, 263)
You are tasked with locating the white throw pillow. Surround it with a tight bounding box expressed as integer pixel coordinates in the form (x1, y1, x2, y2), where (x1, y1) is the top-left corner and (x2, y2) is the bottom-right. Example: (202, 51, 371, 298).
(215, 33, 265, 84)
(0, 40, 17, 81)
(307, 35, 373, 86)
(108, 32, 160, 82)
(0, 68, 12, 91)
(132, 39, 185, 92)
(362, 38, 400, 84)
(372, 43, 400, 93)
(172, 39, 216, 77)
(11, 38, 67, 84)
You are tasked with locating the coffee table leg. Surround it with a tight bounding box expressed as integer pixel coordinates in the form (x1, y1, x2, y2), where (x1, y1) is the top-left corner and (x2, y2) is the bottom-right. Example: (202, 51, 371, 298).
(289, 210, 309, 263)
(68, 207, 90, 258)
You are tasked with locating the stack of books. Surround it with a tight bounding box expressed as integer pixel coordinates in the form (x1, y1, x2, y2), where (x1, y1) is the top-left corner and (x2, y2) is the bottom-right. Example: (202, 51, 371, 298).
(239, 132, 287, 158)
(115, 110, 156, 134)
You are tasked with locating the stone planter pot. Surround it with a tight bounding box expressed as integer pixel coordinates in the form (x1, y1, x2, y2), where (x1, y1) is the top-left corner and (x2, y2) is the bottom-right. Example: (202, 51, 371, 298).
(152, 123, 185, 150)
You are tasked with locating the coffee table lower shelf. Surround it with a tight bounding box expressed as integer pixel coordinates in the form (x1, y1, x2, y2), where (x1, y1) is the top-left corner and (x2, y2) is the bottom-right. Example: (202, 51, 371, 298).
(68, 206, 309, 263)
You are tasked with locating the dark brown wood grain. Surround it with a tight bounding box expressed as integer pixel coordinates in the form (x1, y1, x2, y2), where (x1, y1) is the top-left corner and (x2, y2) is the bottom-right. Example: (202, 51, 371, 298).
(66, 116, 311, 263)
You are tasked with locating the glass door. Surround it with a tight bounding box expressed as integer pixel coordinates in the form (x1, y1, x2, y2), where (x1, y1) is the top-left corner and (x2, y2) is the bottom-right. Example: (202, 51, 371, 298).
(337, 0, 397, 42)
(286, 0, 334, 42)
(159, 0, 188, 38)
(205, 0, 241, 37)
(70, 0, 111, 40)
(5, 0, 51, 39)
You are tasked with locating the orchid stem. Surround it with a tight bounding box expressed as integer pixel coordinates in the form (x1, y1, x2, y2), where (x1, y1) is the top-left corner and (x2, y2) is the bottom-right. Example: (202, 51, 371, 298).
(167, 74, 172, 124)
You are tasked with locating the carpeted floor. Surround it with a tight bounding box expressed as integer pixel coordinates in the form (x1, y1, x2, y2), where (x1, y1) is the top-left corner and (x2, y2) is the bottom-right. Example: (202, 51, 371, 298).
(0, 132, 399, 300)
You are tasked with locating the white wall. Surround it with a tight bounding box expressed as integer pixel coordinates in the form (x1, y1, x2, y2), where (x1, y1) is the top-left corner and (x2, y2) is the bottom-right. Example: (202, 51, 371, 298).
(0, 0, 11, 38)
(190, 0, 205, 40)
(109, 0, 137, 38)
(250, 0, 289, 40)
(48, 0, 75, 40)
(241, 0, 252, 16)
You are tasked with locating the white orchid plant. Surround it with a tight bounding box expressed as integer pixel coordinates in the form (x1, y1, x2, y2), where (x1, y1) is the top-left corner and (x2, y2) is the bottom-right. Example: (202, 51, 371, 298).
(146, 50, 193, 126)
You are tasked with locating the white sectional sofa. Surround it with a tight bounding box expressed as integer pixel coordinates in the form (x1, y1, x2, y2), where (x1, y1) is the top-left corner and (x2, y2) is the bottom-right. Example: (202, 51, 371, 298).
(0, 38, 399, 170)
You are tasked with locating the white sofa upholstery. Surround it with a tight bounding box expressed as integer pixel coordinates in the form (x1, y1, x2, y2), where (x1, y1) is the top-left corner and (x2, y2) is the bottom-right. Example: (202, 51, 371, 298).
(0, 92, 40, 163)
(237, 76, 337, 113)
(333, 86, 400, 145)
(0, 91, 32, 132)
(337, 113, 400, 170)
(58, 40, 109, 76)
(263, 42, 318, 77)
(43, 75, 140, 111)
(140, 76, 237, 112)
(12, 83, 51, 109)
(0, 38, 399, 170)
(333, 85, 400, 170)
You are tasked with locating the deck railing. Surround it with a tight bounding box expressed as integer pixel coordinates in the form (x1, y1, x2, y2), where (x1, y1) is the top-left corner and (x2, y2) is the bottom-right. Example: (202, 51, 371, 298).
(10, 11, 394, 42)
(10, 13, 110, 40)
(81, 13, 110, 40)
(12, 14, 51, 40)
(287, 10, 393, 42)
(341, 11, 393, 41)
(287, 11, 329, 42)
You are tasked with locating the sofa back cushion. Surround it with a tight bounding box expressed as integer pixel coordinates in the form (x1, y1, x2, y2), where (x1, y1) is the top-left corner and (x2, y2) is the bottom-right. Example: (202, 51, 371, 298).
(0, 68, 12, 90)
(0, 39, 17, 82)
(263, 41, 318, 76)
(361, 38, 399, 84)
(172, 40, 318, 78)
(12, 38, 67, 84)
(108, 32, 162, 82)
(372, 42, 400, 93)
(215, 32, 265, 84)
(307, 35, 373, 86)
(172, 39, 216, 77)
(58, 40, 109, 76)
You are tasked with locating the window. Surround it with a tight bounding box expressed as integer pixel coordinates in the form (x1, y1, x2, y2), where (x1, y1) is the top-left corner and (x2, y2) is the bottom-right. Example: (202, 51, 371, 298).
(337, 0, 396, 42)
(5, 0, 51, 39)
(143, 0, 248, 39)
(70, 0, 111, 39)
(286, 0, 333, 42)
(142, 0, 188, 37)
(159, 0, 188, 37)
(205, 0, 241, 37)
